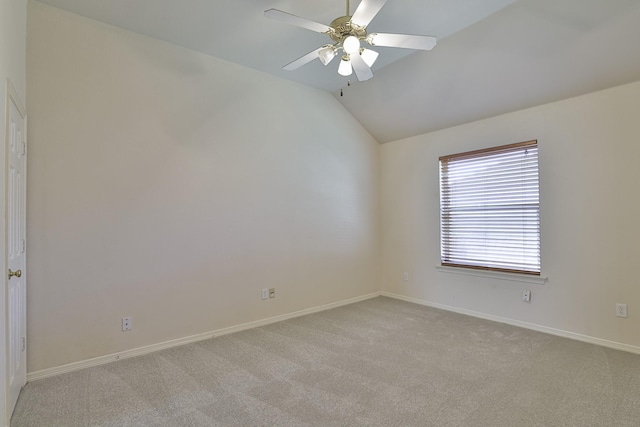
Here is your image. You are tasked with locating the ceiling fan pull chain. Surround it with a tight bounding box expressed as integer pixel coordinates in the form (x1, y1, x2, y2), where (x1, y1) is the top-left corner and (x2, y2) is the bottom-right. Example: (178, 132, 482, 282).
(340, 80, 352, 97)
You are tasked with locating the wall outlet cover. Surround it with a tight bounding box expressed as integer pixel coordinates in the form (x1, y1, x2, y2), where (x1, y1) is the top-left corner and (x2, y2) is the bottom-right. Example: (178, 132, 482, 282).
(122, 316, 132, 331)
(616, 303, 628, 318)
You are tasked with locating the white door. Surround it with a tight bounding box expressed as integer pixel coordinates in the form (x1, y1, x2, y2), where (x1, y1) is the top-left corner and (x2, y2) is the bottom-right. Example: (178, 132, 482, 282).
(6, 84, 26, 415)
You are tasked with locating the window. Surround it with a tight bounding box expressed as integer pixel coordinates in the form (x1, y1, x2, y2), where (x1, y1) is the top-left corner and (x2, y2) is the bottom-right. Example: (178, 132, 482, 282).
(439, 140, 540, 275)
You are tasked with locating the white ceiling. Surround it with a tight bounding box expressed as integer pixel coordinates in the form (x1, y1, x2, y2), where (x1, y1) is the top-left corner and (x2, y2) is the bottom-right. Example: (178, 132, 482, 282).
(340, 0, 640, 142)
(33, 0, 517, 92)
(34, 0, 640, 143)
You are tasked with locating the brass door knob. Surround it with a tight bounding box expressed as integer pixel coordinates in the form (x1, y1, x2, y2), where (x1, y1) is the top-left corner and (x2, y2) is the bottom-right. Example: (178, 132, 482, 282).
(8, 269, 22, 279)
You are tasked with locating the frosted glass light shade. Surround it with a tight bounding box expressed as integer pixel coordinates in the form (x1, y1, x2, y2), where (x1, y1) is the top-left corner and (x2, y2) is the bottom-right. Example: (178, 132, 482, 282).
(318, 46, 336, 66)
(338, 57, 352, 76)
(360, 48, 379, 67)
(342, 36, 360, 54)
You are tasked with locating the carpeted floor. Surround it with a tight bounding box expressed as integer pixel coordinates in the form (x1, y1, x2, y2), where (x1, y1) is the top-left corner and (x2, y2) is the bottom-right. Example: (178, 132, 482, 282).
(11, 297, 640, 426)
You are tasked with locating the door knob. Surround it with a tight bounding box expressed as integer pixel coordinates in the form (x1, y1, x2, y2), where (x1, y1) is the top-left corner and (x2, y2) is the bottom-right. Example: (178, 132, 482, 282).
(8, 269, 21, 279)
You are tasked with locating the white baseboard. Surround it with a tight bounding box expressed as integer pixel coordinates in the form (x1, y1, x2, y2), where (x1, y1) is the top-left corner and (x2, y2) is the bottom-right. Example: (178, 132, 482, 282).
(381, 291, 640, 356)
(27, 291, 383, 382)
(30, 290, 638, 382)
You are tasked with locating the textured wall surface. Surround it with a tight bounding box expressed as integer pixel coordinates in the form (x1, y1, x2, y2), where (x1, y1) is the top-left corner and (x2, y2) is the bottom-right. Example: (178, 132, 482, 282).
(381, 80, 640, 349)
(27, 2, 380, 373)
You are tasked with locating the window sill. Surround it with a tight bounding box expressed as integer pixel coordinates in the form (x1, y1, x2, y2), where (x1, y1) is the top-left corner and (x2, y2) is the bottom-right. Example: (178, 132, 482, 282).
(436, 266, 548, 285)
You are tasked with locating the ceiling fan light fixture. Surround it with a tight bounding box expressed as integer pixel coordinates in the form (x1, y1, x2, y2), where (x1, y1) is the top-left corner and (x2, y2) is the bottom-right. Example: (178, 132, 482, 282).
(265, 0, 438, 81)
(338, 56, 353, 76)
(360, 48, 379, 67)
(318, 46, 336, 66)
(342, 35, 360, 55)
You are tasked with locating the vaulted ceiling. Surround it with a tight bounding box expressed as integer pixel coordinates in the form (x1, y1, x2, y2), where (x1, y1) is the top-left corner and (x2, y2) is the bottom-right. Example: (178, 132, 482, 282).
(35, 0, 640, 143)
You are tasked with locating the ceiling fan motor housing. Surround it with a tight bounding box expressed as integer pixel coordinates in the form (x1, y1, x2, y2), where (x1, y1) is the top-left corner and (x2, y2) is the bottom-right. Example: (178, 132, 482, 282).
(328, 16, 367, 44)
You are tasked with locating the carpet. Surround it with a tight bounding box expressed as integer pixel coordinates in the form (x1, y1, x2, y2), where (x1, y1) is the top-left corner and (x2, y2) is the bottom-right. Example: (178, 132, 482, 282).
(11, 297, 640, 426)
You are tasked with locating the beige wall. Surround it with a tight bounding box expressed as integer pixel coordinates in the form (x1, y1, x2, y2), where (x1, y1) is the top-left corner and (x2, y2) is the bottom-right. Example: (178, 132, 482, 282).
(0, 0, 27, 100)
(26, 2, 380, 373)
(381, 80, 640, 349)
(1, 0, 27, 422)
(26, 0, 640, 377)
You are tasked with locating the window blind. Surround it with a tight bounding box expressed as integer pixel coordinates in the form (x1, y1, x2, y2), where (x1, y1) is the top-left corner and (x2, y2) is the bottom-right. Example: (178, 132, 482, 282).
(439, 140, 540, 275)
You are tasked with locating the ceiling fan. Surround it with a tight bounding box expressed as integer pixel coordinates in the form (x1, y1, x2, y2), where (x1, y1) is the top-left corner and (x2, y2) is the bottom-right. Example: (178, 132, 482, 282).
(264, 0, 437, 82)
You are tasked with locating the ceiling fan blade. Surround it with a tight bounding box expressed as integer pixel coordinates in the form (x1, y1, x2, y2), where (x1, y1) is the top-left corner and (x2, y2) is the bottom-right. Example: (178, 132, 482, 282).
(351, 0, 388, 28)
(283, 47, 323, 71)
(368, 33, 437, 50)
(350, 53, 373, 81)
(264, 9, 332, 34)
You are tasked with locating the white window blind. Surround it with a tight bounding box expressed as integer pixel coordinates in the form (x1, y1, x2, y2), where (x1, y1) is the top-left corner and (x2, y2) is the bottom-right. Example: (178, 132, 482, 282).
(439, 140, 540, 275)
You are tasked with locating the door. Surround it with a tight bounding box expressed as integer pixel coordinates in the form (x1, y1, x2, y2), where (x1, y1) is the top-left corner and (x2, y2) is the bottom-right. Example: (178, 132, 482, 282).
(6, 83, 26, 415)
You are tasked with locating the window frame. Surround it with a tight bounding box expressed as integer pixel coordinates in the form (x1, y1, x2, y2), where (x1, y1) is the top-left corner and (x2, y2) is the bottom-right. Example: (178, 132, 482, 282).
(439, 140, 541, 276)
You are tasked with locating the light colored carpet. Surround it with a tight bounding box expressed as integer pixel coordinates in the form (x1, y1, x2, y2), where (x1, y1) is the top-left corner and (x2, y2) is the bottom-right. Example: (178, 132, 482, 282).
(12, 297, 640, 426)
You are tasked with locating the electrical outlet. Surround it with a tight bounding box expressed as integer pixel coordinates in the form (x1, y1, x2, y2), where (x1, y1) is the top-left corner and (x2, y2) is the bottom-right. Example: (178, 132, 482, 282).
(523, 290, 531, 302)
(616, 303, 628, 318)
(122, 316, 132, 331)
(261, 288, 269, 300)
(269, 288, 275, 298)
(403, 272, 409, 281)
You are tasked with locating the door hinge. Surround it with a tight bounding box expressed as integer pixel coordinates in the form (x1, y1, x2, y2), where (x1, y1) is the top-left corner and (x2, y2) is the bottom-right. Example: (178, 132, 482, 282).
(21, 141, 26, 156)
(21, 337, 25, 352)
(22, 239, 26, 253)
